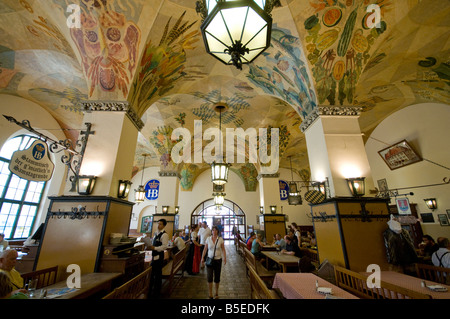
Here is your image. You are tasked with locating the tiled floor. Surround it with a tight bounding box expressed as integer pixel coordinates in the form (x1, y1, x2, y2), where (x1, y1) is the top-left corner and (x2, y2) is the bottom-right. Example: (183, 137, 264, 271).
(167, 241, 251, 299)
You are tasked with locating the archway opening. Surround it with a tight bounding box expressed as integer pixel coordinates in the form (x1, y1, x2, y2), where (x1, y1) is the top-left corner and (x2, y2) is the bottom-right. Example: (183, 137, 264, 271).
(191, 199, 246, 240)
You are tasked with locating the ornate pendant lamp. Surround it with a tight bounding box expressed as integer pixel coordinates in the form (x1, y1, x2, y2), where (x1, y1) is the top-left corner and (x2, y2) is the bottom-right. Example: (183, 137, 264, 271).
(287, 156, 302, 205)
(196, 0, 281, 70)
(134, 154, 148, 203)
(213, 192, 225, 206)
(211, 104, 230, 185)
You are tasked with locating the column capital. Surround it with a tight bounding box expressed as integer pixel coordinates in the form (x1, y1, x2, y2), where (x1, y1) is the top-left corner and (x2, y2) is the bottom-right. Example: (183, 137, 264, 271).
(79, 100, 144, 131)
(257, 173, 280, 181)
(300, 105, 362, 133)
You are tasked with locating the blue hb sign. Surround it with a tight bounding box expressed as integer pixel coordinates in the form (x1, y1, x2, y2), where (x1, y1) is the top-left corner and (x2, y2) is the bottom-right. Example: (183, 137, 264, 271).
(279, 180, 289, 201)
(144, 179, 160, 200)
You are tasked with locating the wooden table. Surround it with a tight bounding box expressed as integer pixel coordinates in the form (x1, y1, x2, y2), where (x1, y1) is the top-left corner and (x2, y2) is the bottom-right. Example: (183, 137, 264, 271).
(360, 271, 450, 299)
(262, 251, 299, 273)
(273, 273, 359, 299)
(41, 272, 122, 299)
(261, 244, 279, 251)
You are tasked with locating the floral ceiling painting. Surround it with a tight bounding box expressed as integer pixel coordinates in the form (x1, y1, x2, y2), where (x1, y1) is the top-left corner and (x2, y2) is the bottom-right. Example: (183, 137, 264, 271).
(1, 0, 448, 192)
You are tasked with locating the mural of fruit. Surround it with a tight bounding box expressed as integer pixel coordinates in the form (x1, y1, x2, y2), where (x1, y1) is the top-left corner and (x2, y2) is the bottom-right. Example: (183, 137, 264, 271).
(333, 60, 345, 81)
(337, 7, 358, 57)
(304, 14, 319, 30)
(316, 28, 340, 51)
(352, 29, 369, 53)
(322, 8, 342, 27)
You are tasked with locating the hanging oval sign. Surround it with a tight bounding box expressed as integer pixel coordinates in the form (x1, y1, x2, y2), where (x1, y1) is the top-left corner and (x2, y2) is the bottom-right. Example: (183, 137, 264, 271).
(304, 190, 326, 204)
(9, 139, 54, 182)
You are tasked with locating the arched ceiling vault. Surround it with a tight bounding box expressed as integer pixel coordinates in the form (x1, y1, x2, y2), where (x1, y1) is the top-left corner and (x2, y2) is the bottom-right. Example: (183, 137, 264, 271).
(0, 0, 448, 190)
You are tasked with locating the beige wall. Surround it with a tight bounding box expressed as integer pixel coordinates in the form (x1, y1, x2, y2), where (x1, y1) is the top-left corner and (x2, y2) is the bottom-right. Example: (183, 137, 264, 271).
(0, 94, 68, 233)
(365, 103, 450, 241)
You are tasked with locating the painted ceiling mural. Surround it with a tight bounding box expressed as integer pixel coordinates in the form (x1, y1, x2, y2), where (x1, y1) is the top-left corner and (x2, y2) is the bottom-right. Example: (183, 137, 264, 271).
(0, 0, 449, 192)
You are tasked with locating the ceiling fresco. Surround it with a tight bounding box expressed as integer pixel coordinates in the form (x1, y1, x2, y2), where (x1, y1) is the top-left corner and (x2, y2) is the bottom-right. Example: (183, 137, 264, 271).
(0, 0, 448, 191)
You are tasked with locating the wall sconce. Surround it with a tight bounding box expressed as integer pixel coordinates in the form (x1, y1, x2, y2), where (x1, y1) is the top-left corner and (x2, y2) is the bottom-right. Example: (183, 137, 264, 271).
(270, 205, 277, 214)
(312, 180, 327, 198)
(260, 206, 264, 214)
(77, 175, 97, 195)
(117, 180, 132, 199)
(346, 177, 365, 197)
(424, 198, 437, 210)
(175, 206, 179, 214)
(162, 206, 169, 214)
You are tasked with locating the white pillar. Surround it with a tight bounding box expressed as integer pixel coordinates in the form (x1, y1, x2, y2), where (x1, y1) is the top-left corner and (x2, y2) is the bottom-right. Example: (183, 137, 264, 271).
(68, 101, 143, 197)
(301, 106, 375, 197)
(258, 173, 281, 214)
(157, 172, 179, 214)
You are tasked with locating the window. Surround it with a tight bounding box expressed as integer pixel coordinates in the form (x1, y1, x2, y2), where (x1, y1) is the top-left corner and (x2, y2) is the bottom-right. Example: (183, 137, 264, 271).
(0, 135, 46, 240)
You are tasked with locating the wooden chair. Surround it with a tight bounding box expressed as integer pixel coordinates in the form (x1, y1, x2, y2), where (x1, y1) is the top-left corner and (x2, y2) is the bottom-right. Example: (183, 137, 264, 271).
(103, 267, 152, 299)
(334, 265, 431, 299)
(244, 247, 277, 282)
(248, 265, 280, 299)
(161, 245, 187, 295)
(21, 266, 58, 289)
(415, 263, 450, 285)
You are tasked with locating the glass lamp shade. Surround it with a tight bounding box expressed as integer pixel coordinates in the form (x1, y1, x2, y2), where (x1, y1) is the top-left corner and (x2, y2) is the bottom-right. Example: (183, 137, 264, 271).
(118, 180, 132, 199)
(312, 181, 327, 197)
(200, 0, 272, 69)
(211, 161, 230, 185)
(77, 175, 96, 195)
(346, 177, 366, 197)
(134, 185, 146, 203)
(424, 198, 437, 210)
(288, 181, 302, 205)
(270, 205, 276, 214)
(213, 193, 225, 206)
(162, 206, 169, 214)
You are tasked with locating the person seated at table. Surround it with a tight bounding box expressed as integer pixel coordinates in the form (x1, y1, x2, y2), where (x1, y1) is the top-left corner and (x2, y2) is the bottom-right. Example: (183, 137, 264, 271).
(0, 272, 28, 299)
(274, 233, 286, 250)
(180, 230, 190, 242)
(0, 233, 9, 251)
(251, 234, 265, 261)
(246, 232, 255, 244)
(282, 236, 302, 258)
(288, 229, 299, 248)
(246, 232, 256, 250)
(0, 249, 23, 290)
(172, 231, 186, 255)
(235, 230, 243, 242)
(431, 237, 450, 268)
(419, 235, 439, 260)
(308, 231, 317, 247)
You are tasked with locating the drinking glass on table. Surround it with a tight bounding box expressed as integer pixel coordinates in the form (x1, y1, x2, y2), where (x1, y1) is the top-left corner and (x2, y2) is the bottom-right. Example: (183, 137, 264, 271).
(27, 279, 38, 298)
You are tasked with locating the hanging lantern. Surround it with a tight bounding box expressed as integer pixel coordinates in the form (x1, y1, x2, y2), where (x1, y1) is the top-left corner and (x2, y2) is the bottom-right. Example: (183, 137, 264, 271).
(196, 0, 281, 70)
(135, 154, 148, 203)
(213, 192, 225, 206)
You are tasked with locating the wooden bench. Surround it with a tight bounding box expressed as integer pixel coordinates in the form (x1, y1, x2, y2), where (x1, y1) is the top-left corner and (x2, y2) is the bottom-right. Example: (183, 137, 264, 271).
(238, 240, 246, 259)
(334, 265, 431, 299)
(21, 266, 58, 289)
(161, 246, 187, 295)
(248, 265, 280, 299)
(244, 247, 277, 281)
(415, 263, 450, 285)
(102, 267, 152, 299)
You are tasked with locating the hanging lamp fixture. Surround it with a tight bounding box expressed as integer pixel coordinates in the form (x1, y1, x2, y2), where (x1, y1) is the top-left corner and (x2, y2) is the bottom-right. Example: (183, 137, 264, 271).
(134, 154, 148, 203)
(211, 104, 230, 185)
(196, 0, 281, 70)
(287, 156, 302, 205)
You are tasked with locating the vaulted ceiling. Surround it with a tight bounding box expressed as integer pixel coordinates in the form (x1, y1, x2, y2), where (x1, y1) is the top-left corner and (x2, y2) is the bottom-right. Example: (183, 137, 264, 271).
(0, 0, 448, 191)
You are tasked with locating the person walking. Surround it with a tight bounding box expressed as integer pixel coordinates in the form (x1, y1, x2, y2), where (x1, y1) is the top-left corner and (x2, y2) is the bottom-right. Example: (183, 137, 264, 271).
(199, 221, 211, 268)
(201, 225, 226, 299)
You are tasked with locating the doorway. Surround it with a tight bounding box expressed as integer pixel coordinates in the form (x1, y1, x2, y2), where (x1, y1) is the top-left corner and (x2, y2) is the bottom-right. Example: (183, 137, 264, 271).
(191, 199, 246, 240)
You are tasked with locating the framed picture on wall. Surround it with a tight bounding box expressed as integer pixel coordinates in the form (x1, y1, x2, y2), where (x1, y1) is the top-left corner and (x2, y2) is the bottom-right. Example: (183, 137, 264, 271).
(140, 215, 153, 234)
(377, 178, 389, 192)
(378, 140, 422, 170)
(420, 213, 435, 223)
(438, 214, 449, 226)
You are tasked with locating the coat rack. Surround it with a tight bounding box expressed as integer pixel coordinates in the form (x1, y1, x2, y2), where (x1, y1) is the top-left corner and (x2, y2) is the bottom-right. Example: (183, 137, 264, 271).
(376, 177, 449, 199)
(3, 115, 94, 191)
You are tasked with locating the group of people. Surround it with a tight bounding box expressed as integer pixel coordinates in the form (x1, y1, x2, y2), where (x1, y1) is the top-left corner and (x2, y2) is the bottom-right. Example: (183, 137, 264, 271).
(419, 235, 450, 268)
(145, 220, 226, 299)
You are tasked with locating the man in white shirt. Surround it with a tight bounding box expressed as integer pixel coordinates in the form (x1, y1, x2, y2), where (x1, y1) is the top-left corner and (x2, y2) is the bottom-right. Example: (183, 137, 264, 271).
(432, 237, 450, 268)
(147, 219, 169, 298)
(199, 222, 211, 268)
(172, 232, 186, 254)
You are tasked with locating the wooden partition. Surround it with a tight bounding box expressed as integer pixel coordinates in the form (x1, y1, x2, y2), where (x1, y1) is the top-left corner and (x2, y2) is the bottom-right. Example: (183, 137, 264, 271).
(150, 214, 178, 239)
(312, 197, 391, 272)
(35, 196, 134, 282)
(258, 214, 286, 242)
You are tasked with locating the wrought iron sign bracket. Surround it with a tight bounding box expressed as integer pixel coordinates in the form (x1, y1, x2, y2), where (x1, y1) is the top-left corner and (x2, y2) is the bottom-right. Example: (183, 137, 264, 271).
(3, 115, 95, 191)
